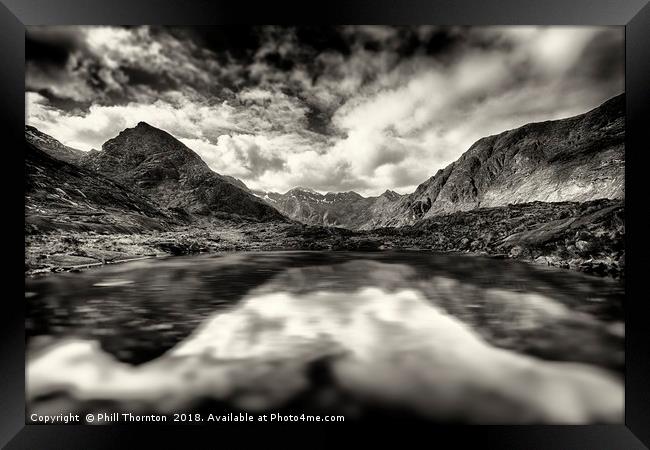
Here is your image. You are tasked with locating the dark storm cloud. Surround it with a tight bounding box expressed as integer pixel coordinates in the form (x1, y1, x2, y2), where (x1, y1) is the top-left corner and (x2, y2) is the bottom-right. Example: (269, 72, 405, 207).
(31, 88, 89, 111)
(26, 26, 624, 196)
(294, 26, 353, 55)
(236, 141, 287, 178)
(24, 26, 515, 118)
(26, 27, 88, 67)
(305, 106, 340, 136)
(27, 26, 224, 109)
(164, 26, 263, 63)
(27, 27, 129, 111)
(119, 66, 175, 91)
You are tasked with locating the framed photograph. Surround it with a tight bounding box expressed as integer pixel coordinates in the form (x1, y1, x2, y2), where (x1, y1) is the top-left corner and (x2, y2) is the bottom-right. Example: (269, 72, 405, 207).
(2, 0, 649, 447)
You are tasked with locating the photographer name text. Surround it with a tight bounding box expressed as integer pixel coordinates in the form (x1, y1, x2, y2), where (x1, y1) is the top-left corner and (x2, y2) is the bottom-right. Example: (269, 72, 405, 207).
(30, 412, 345, 424)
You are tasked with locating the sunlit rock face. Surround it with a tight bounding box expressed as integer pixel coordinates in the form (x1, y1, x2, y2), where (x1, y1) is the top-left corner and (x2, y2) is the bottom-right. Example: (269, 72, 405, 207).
(26, 253, 623, 423)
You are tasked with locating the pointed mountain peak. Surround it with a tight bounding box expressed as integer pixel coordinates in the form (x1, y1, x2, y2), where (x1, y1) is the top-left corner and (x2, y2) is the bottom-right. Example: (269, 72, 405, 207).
(126, 121, 167, 135)
(99, 121, 206, 168)
(106, 122, 180, 147)
(113, 121, 170, 140)
(380, 189, 401, 199)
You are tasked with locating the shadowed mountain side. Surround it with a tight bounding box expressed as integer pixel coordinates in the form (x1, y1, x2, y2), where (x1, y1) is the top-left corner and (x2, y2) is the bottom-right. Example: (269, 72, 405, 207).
(25, 141, 180, 235)
(361, 94, 625, 229)
(25, 94, 624, 235)
(81, 122, 286, 222)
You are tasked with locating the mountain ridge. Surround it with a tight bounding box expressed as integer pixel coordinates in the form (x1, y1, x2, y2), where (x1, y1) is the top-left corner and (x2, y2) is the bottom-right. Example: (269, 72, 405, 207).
(252, 186, 406, 229)
(25, 125, 86, 165)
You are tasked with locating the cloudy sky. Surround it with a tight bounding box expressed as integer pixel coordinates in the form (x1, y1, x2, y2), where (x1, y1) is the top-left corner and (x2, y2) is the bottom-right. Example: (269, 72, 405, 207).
(26, 26, 624, 196)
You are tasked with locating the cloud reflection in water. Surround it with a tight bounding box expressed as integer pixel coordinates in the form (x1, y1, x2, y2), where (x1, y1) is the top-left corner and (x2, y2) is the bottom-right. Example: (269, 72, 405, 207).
(28, 257, 623, 423)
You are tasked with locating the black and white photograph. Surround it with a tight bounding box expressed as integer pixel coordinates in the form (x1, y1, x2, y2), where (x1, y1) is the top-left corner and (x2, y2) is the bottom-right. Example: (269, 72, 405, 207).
(24, 25, 625, 424)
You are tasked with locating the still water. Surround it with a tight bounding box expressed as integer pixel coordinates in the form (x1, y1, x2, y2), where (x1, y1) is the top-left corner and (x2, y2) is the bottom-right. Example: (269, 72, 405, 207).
(25, 251, 624, 423)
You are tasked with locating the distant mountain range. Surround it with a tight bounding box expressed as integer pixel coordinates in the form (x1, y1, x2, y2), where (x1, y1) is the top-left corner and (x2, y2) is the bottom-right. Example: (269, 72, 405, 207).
(25, 93, 624, 233)
(251, 187, 404, 229)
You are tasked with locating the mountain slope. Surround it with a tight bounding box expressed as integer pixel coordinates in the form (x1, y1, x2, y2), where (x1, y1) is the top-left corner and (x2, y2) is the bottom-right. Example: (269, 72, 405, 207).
(82, 122, 286, 222)
(362, 94, 625, 229)
(254, 187, 405, 228)
(25, 141, 176, 234)
(25, 125, 86, 165)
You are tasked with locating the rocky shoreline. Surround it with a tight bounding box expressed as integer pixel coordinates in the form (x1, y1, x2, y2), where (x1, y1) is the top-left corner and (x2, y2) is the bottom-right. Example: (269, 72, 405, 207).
(368, 198, 625, 278)
(25, 199, 624, 279)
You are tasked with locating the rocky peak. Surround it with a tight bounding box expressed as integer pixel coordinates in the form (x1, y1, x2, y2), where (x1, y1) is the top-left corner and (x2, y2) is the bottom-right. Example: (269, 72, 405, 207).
(107, 121, 182, 147)
(81, 122, 286, 221)
(380, 190, 402, 201)
(98, 122, 205, 171)
(136, 121, 154, 128)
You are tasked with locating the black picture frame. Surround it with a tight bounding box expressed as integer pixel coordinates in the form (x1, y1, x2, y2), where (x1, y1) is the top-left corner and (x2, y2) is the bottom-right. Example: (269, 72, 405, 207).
(2, 1, 649, 447)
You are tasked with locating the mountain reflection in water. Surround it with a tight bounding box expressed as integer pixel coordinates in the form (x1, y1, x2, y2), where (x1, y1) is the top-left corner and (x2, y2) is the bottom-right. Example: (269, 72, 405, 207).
(26, 251, 624, 423)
